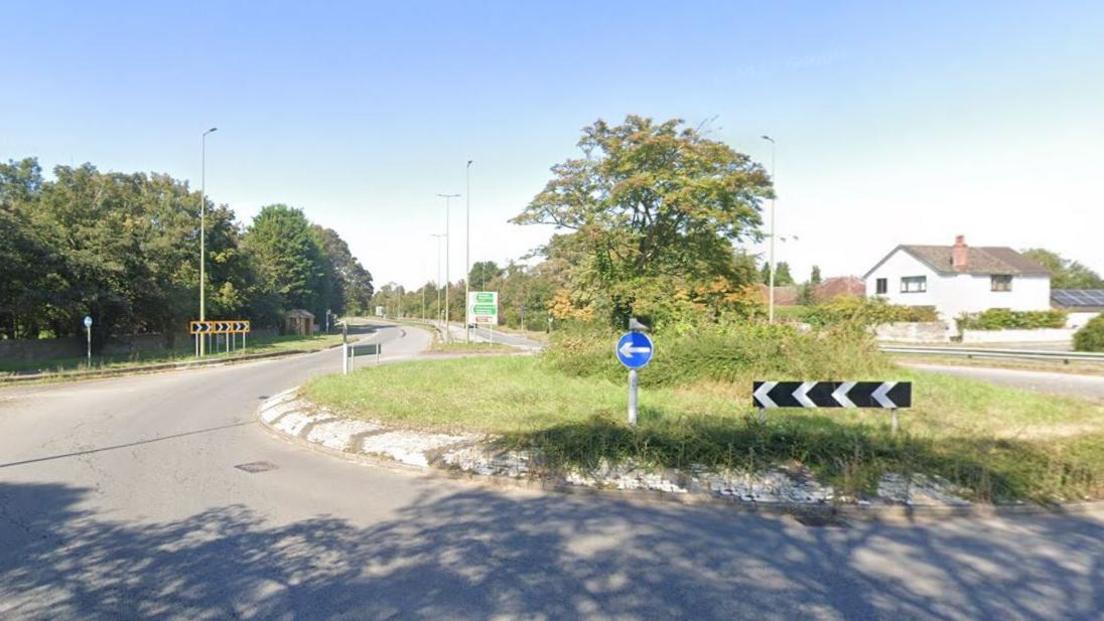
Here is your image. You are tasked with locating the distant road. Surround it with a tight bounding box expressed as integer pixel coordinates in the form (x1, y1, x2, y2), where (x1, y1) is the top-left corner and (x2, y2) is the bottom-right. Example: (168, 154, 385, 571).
(468, 324, 544, 349)
(904, 362, 1104, 401)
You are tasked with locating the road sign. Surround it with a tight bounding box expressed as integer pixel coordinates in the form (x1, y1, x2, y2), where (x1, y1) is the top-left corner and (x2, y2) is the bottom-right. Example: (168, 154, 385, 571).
(752, 381, 912, 409)
(349, 342, 380, 356)
(189, 320, 251, 334)
(616, 331, 654, 370)
(83, 315, 93, 328)
(467, 291, 498, 324)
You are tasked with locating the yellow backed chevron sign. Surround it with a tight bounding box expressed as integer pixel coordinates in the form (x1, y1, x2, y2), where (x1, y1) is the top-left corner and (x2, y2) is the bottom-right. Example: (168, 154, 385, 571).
(189, 320, 251, 335)
(753, 381, 911, 409)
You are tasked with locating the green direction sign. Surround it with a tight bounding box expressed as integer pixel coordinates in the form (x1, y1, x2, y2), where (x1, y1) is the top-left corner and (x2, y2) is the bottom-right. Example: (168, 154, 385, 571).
(467, 291, 499, 324)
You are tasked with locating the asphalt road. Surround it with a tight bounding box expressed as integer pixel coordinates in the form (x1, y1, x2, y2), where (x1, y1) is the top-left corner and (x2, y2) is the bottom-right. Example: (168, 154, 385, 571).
(904, 362, 1104, 401)
(2, 325, 1102, 620)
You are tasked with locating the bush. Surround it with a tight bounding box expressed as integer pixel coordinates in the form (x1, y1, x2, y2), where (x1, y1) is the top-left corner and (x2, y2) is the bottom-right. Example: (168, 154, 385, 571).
(803, 297, 938, 327)
(957, 309, 1068, 331)
(542, 320, 889, 388)
(1074, 315, 1104, 352)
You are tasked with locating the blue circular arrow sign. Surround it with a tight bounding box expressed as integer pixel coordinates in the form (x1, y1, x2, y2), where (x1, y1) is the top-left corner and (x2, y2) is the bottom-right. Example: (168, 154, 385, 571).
(616, 331, 654, 369)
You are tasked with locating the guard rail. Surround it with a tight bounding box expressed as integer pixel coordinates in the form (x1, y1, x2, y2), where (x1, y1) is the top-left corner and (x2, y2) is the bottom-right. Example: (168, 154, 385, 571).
(880, 346, 1104, 364)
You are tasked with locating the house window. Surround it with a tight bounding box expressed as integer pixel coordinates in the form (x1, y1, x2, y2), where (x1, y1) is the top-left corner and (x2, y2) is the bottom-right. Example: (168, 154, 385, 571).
(876, 278, 887, 294)
(901, 276, 927, 293)
(991, 275, 1012, 292)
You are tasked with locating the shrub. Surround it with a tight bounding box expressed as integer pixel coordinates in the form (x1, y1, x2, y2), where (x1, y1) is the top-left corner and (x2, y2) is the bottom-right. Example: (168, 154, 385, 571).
(542, 320, 889, 388)
(957, 309, 1068, 331)
(1074, 315, 1104, 352)
(803, 297, 938, 327)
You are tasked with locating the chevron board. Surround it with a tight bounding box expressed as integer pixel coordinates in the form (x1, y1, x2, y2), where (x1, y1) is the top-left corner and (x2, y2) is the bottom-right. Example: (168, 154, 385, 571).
(753, 381, 911, 409)
(189, 320, 252, 335)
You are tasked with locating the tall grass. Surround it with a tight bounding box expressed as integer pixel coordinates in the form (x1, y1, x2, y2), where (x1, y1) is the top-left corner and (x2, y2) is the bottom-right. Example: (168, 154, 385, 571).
(542, 322, 890, 386)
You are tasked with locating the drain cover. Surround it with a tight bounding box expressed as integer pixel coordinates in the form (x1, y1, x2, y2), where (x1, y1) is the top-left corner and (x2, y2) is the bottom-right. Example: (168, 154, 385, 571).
(235, 461, 278, 473)
(793, 513, 849, 528)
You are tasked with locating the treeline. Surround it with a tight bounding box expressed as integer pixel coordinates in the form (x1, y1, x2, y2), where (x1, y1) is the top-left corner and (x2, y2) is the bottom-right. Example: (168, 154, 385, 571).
(0, 158, 372, 348)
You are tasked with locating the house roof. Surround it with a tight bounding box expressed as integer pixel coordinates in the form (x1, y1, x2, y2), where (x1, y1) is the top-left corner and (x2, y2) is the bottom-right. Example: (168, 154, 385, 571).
(285, 309, 315, 319)
(813, 276, 865, 301)
(864, 245, 1050, 279)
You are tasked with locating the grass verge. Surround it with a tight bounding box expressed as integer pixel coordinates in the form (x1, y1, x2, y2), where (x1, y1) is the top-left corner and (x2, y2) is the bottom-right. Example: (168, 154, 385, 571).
(305, 355, 1104, 504)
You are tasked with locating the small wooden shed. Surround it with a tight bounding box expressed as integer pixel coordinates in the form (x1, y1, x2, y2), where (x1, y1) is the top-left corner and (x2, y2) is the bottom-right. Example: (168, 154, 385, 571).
(284, 309, 315, 335)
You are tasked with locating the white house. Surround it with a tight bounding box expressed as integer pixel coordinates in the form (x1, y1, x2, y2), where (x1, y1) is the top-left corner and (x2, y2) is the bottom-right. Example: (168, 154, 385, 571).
(863, 235, 1051, 321)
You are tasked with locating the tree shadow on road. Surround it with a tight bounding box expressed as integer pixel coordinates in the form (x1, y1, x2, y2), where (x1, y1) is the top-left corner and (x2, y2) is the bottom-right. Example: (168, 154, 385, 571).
(0, 480, 1101, 619)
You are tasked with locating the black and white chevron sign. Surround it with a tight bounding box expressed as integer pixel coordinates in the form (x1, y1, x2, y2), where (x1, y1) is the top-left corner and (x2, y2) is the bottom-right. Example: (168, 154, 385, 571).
(753, 381, 911, 409)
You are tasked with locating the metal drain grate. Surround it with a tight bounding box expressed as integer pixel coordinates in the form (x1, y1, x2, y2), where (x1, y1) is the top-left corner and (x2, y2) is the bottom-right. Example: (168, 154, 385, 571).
(792, 513, 849, 528)
(235, 461, 278, 473)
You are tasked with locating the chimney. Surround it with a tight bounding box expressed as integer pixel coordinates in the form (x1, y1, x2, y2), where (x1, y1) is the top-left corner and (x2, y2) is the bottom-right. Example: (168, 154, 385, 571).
(952, 235, 969, 271)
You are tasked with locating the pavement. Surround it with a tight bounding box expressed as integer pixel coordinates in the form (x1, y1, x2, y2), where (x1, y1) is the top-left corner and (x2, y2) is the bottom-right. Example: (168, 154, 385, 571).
(904, 362, 1104, 401)
(2, 323, 1103, 619)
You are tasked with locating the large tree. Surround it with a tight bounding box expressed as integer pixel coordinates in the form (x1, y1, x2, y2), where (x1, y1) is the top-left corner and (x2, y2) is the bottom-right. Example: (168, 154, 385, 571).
(242, 205, 331, 322)
(311, 225, 374, 315)
(468, 261, 502, 291)
(1022, 248, 1103, 289)
(760, 261, 794, 286)
(512, 116, 772, 327)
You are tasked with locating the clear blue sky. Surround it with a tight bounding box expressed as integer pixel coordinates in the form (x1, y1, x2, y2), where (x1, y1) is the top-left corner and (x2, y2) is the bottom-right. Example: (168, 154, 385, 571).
(3, 1, 1101, 288)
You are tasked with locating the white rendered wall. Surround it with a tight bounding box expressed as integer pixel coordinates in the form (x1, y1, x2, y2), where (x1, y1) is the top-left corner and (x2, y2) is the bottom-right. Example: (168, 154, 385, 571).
(866, 249, 1051, 321)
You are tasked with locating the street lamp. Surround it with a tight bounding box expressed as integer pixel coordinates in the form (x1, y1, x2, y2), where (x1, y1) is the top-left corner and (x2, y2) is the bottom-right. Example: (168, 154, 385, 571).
(437, 192, 460, 343)
(431, 233, 445, 326)
(199, 126, 218, 355)
(465, 160, 474, 344)
(761, 135, 776, 324)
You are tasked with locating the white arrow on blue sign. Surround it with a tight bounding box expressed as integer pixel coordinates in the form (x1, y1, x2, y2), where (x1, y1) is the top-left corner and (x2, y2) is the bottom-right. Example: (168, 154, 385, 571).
(83, 316, 92, 328)
(616, 331, 654, 369)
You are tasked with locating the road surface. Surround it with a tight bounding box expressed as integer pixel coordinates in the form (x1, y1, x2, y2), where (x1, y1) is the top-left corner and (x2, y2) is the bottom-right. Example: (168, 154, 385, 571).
(2, 324, 1102, 619)
(905, 362, 1104, 401)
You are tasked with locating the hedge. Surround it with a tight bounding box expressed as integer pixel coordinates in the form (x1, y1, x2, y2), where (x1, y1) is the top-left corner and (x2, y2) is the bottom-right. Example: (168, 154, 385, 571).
(957, 309, 1068, 331)
(1074, 315, 1104, 352)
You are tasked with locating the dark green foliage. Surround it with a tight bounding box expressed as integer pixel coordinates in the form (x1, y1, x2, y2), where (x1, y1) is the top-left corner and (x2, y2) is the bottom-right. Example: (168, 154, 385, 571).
(761, 261, 794, 285)
(1022, 248, 1104, 289)
(543, 321, 888, 388)
(311, 226, 373, 316)
(1073, 315, 1104, 352)
(802, 297, 938, 327)
(468, 261, 502, 291)
(1, 157, 369, 344)
(957, 309, 1068, 331)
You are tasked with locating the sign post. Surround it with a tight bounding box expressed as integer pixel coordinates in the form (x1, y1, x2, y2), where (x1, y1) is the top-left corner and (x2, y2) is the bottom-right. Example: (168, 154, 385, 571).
(83, 315, 93, 366)
(189, 320, 251, 357)
(467, 291, 499, 343)
(340, 320, 349, 375)
(615, 325, 654, 425)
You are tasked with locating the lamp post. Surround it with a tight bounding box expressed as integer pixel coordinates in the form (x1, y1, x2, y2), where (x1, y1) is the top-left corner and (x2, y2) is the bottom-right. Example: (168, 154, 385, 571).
(437, 193, 460, 343)
(431, 233, 445, 326)
(761, 135, 776, 324)
(199, 127, 218, 355)
(465, 160, 473, 344)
